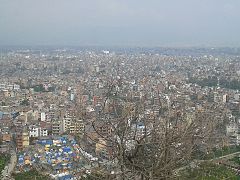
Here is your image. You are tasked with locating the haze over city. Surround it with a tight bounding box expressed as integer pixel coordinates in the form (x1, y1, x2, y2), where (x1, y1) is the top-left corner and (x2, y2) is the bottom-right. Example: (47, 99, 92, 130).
(2, 1, 240, 180)
(1, 0, 240, 47)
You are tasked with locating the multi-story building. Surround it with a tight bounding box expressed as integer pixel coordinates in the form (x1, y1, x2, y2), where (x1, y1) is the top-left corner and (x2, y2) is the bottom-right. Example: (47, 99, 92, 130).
(52, 120, 62, 135)
(22, 131, 30, 147)
(69, 119, 85, 135)
(62, 117, 72, 132)
(29, 125, 39, 137)
(29, 125, 48, 137)
(16, 129, 29, 151)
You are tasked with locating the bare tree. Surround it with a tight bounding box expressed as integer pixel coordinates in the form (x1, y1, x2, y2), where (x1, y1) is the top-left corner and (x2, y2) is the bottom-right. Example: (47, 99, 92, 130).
(76, 81, 221, 180)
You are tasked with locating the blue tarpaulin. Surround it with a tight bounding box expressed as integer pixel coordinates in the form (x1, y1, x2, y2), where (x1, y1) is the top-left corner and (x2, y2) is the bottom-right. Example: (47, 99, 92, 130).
(38, 139, 53, 145)
(58, 174, 73, 180)
(63, 147, 71, 153)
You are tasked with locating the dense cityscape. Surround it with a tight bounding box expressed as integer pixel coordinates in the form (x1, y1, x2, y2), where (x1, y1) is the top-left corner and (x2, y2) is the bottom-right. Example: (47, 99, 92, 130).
(0, 47, 240, 179)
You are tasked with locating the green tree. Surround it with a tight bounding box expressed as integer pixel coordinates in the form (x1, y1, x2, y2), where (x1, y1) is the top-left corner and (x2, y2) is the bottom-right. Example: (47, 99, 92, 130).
(20, 99, 30, 106)
(0, 154, 10, 176)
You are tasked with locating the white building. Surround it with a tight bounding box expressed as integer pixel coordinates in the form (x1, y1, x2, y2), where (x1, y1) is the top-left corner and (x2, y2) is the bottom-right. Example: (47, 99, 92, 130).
(0, 84, 6, 90)
(29, 126, 39, 137)
(29, 125, 48, 137)
(234, 94, 240, 101)
(40, 128, 48, 136)
(70, 93, 75, 101)
(40, 112, 46, 121)
(223, 94, 228, 103)
(14, 84, 20, 91)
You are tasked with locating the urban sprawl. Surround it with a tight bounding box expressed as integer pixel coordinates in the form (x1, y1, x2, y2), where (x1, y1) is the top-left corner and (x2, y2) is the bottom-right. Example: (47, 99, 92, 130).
(1, 48, 240, 179)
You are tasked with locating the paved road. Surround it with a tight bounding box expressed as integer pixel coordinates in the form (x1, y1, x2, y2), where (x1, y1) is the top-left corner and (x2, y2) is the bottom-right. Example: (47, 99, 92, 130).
(175, 151, 240, 174)
(209, 151, 240, 162)
(1, 149, 17, 180)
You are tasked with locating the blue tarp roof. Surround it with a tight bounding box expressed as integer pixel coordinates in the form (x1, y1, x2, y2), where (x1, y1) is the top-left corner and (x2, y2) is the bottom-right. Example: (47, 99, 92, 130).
(38, 139, 53, 145)
(58, 174, 73, 180)
(63, 147, 71, 153)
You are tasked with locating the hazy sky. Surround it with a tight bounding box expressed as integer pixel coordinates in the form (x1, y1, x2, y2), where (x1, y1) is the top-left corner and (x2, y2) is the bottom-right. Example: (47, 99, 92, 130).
(0, 0, 240, 47)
